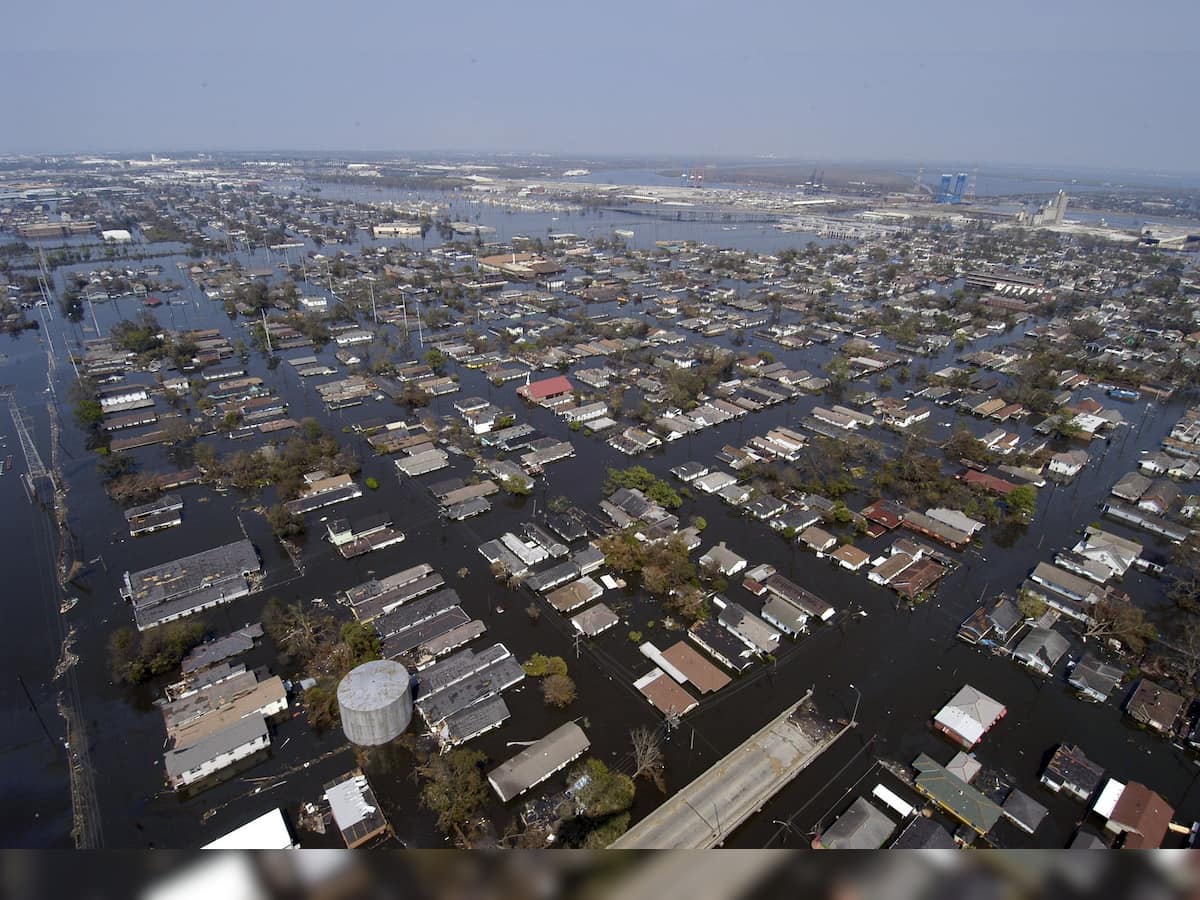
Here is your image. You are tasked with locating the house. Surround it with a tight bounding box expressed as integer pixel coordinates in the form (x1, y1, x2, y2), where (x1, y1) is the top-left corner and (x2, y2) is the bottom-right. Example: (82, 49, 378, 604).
(912, 753, 1003, 836)
(925, 508, 985, 536)
(1125, 679, 1184, 735)
(1049, 449, 1089, 479)
(1040, 744, 1104, 803)
(517, 375, 574, 403)
(1092, 780, 1174, 849)
(714, 597, 781, 654)
(1137, 480, 1180, 516)
(164, 713, 269, 790)
(890, 816, 955, 849)
(1111, 471, 1152, 502)
(324, 769, 389, 848)
(812, 797, 895, 850)
(488, 722, 590, 803)
(958, 596, 1023, 645)
(1068, 653, 1125, 702)
(1002, 789, 1049, 835)
(933, 685, 1006, 749)
(696, 542, 747, 578)
(800, 526, 837, 553)
(830, 544, 871, 571)
(1012, 628, 1070, 675)
(1069, 528, 1142, 581)
(890, 558, 946, 600)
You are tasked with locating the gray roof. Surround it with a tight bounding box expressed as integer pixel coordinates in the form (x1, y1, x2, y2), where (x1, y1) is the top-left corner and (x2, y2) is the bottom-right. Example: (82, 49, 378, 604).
(891, 815, 955, 849)
(126, 539, 260, 625)
(488, 722, 590, 802)
(1069, 653, 1125, 699)
(1002, 788, 1049, 834)
(164, 713, 267, 781)
(818, 797, 895, 849)
(1013, 627, 1070, 671)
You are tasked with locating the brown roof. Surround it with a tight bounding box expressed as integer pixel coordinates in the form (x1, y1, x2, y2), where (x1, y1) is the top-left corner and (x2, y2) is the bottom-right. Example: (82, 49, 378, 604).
(831, 544, 870, 566)
(1111, 782, 1173, 849)
(891, 558, 945, 598)
(636, 669, 698, 717)
(662, 641, 731, 694)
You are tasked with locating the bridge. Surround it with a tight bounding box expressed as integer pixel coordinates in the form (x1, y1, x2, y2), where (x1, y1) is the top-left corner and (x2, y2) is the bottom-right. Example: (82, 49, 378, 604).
(610, 690, 853, 848)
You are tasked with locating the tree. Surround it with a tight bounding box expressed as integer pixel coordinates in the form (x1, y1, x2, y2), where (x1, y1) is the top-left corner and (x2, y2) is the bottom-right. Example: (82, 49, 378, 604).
(107, 620, 207, 684)
(523, 654, 568, 677)
(423, 348, 447, 374)
(542, 673, 577, 708)
(418, 748, 490, 842)
(630, 726, 665, 791)
(1007, 484, 1038, 521)
(569, 758, 635, 822)
(502, 475, 532, 496)
(1084, 598, 1157, 655)
(1018, 590, 1047, 619)
(340, 621, 381, 666)
(303, 683, 340, 731)
(1171, 615, 1200, 696)
(265, 503, 305, 539)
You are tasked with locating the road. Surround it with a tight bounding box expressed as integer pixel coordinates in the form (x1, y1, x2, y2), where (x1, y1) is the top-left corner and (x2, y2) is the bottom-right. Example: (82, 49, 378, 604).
(611, 690, 851, 848)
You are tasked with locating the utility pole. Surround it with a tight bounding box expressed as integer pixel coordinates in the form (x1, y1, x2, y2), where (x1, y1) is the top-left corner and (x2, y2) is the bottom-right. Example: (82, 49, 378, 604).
(368, 279, 378, 324)
(17, 674, 56, 747)
(261, 308, 273, 353)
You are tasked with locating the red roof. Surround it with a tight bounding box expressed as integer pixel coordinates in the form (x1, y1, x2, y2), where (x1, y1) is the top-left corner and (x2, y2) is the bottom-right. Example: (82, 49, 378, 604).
(518, 375, 573, 401)
(962, 470, 1018, 495)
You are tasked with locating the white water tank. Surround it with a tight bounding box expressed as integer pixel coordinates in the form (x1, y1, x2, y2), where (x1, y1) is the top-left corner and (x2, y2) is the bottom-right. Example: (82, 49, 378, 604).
(337, 659, 412, 746)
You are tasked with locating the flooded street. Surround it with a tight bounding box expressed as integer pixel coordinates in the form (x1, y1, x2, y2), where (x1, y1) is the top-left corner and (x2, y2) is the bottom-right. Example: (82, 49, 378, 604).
(2, 190, 1199, 850)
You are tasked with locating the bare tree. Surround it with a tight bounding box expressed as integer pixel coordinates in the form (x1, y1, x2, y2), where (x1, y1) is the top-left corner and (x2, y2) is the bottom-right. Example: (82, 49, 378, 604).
(631, 726, 665, 792)
(1173, 615, 1200, 696)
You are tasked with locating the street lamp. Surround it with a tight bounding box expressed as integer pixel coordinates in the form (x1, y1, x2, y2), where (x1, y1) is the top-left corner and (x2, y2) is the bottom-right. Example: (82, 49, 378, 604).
(849, 683, 861, 727)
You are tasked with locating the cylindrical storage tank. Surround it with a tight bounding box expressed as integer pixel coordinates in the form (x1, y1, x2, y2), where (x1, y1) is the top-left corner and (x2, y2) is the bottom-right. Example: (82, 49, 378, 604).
(337, 659, 413, 746)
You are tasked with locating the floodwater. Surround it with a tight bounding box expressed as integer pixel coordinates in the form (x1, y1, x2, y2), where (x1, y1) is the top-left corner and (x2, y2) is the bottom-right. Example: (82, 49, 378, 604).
(3, 200, 1200, 849)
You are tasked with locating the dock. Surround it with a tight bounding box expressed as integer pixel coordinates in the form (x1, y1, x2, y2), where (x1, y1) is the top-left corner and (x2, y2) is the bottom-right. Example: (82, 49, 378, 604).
(609, 690, 850, 848)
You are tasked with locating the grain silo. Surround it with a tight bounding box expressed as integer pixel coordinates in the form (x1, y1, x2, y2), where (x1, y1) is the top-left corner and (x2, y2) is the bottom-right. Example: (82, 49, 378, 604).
(337, 659, 413, 746)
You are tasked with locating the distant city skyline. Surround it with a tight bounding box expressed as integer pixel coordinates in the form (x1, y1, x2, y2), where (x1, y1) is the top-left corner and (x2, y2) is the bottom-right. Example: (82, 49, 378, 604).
(3, 1, 1197, 173)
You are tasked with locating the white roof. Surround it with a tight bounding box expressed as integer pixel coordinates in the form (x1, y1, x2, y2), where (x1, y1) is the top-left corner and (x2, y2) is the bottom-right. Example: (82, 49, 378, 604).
(934, 685, 1005, 746)
(1093, 778, 1126, 818)
(202, 807, 295, 849)
(325, 774, 376, 831)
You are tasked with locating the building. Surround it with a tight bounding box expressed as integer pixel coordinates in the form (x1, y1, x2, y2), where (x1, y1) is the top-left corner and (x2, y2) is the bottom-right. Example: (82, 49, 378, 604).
(517, 375, 574, 403)
(1125, 679, 1184, 734)
(830, 544, 871, 571)
(1068, 653, 1125, 702)
(698, 542, 747, 577)
(1092, 780, 1173, 849)
(1049, 449, 1089, 479)
(164, 713, 269, 790)
(812, 797, 895, 850)
(488, 722, 590, 802)
(202, 808, 297, 849)
(933, 685, 1006, 749)
(1040, 744, 1104, 803)
(958, 596, 1023, 645)
(324, 769, 389, 848)
(1012, 628, 1070, 675)
(122, 540, 261, 631)
(912, 753, 1003, 836)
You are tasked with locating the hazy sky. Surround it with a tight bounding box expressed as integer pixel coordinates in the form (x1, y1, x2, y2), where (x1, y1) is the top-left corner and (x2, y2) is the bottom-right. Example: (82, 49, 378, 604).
(3, 0, 1197, 172)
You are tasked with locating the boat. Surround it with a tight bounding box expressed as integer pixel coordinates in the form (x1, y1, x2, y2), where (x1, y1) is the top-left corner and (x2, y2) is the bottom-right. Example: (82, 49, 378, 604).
(59, 596, 78, 614)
